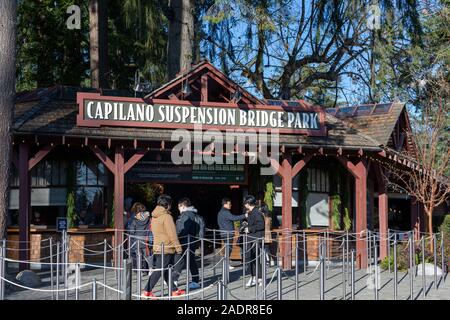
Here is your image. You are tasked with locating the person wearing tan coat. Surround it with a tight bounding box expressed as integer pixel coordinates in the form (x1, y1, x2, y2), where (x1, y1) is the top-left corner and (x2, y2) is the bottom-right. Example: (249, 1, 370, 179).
(142, 195, 185, 298)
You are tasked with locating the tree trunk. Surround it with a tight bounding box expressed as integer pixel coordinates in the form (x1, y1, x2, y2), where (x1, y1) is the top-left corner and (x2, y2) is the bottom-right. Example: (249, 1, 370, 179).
(0, 1, 16, 239)
(89, 0, 109, 89)
(424, 207, 434, 251)
(167, 0, 194, 80)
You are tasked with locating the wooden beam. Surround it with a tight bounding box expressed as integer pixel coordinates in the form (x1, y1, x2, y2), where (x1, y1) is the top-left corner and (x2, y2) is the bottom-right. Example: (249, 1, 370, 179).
(28, 145, 55, 171)
(124, 149, 148, 174)
(11, 149, 19, 169)
(89, 145, 116, 174)
(201, 73, 208, 102)
(292, 154, 313, 177)
(336, 155, 358, 179)
(168, 93, 180, 100)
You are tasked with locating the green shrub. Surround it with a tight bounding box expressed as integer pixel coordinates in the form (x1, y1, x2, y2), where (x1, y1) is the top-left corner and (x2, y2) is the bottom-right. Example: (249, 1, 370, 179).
(66, 191, 76, 228)
(380, 243, 410, 271)
(343, 208, 351, 231)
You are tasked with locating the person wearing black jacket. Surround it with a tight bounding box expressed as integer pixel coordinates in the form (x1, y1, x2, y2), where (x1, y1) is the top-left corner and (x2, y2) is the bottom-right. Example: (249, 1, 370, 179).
(242, 195, 265, 287)
(173, 197, 203, 290)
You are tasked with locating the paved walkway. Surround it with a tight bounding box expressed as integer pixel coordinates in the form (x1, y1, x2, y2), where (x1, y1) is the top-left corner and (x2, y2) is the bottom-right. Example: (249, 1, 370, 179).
(3, 254, 449, 300)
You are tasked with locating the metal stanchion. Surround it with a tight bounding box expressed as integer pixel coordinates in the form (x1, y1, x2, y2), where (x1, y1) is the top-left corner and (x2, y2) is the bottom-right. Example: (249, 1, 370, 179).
(56, 241, 60, 300)
(326, 230, 329, 272)
(409, 235, 414, 300)
(346, 231, 349, 282)
(388, 230, 391, 274)
(137, 251, 142, 300)
(121, 259, 132, 300)
(201, 237, 205, 300)
(319, 241, 325, 300)
(303, 230, 307, 273)
(217, 280, 224, 300)
(412, 232, 416, 278)
(350, 250, 355, 300)
(277, 267, 282, 300)
(262, 241, 267, 300)
(213, 230, 216, 277)
(116, 247, 121, 300)
(75, 263, 80, 300)
(433, 234, 437, 290)
(168, 265, 173, 300)
(160, 243, 165, 297)
(50, 237, 54, 300)
(92, 278, 97, 300)
(374, 235, 379, 300)
(342, 239, 346, 300)
(222, 235, 228, 300)
(186, 235, 191, 300)
(222, 245, 227, 300)
(127, 234, 131, 259)
(242, 233, 247, 289)
(64, 231, 69, 300)
(255, 238, 259, 300)
(0, 248, 4, 301)
(368, 231, 372, 271)
(103, 239, 107, 300)
(421, 236, 426, 298)
(295, 235, 299, 300)
(441, 231, 445, 285)
(393, 238, 398, 300)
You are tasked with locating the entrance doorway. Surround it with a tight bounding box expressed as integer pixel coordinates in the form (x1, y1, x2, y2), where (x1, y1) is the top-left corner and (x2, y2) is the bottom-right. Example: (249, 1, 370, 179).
(164, 183, 243, 229)
(125, 182, 244, 229)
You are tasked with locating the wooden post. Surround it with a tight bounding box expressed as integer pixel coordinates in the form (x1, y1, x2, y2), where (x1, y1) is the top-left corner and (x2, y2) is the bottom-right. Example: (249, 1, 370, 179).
(271, 152, 312, 270)
(281, 153, 293, 270)
(374, 163, 388, 260)
(355, 160, 368, 269)
(18, 143, 30, 270)
(114, 146, 125, 232)
(337, 156, 368, 269)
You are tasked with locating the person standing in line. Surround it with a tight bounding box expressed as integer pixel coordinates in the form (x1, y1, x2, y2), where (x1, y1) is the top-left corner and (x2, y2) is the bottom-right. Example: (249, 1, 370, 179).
(127, 202, 152, 269)
(142, 194, 185, 298)
(173, 197, 204, 290)
(258, 200, 276, 267)
(243, 195, 265, 287)
(217, 197, 247, 270)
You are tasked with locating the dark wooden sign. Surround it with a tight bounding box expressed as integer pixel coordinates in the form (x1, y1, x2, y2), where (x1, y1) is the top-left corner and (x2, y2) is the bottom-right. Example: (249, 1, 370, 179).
(77, 92, 327, 136)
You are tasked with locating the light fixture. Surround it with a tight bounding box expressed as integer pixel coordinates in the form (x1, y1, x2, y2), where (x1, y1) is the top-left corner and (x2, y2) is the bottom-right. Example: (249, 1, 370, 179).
(134, 69, 143, 96)
(182, 78, 192, 96)
(231, 89, 242, 102)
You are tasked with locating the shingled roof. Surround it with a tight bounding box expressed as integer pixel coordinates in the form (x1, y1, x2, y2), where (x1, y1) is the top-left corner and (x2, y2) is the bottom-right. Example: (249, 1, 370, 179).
(325, 103, 407, 147)
(12, 88, 381, 151)
(14, 62, 409, 151)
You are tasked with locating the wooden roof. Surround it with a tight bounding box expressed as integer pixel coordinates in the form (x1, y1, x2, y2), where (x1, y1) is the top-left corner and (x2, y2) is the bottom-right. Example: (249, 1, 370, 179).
(13, 61, 412, 152)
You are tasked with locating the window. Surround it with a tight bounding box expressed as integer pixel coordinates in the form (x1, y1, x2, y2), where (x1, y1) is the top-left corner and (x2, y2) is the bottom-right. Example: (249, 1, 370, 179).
(307, 167, 330, 193)
(74, 160, 108, 226)
(29, 160, 67, 187)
